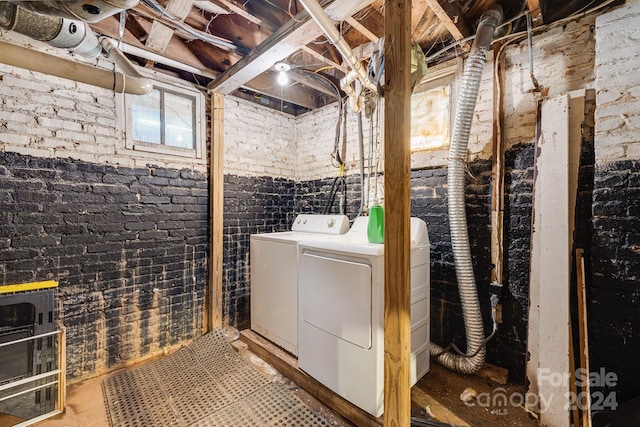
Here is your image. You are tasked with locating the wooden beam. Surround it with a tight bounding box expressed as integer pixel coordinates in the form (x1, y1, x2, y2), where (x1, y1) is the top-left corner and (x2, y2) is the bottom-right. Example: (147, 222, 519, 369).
(209, 92, 224, 330)
(411, 0, 429, 33)
(424, 0, 472, 41)
(208, 0, 375, 94)
(240, 330, 382, 427)
(146, 0, 194, 53)
(244, 71, 325, 109)
(346, 16, 379, 43)
(383, 0, 412, 426)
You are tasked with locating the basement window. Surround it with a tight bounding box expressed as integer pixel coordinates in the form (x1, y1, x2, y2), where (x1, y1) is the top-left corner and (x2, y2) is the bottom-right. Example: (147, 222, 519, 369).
(124, 80, 204, 159)
(410, 85, 451, 152)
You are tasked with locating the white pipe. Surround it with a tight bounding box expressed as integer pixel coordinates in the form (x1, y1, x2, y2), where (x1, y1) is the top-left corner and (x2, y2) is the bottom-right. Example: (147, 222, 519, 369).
(299, 0, 376, 92)
(102, 37, 218, 80)
(0, 39, 152, 95)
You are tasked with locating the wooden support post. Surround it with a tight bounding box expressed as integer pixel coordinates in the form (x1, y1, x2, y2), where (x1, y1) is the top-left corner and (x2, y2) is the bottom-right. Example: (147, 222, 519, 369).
(383, 0, 412, 426)
(208, 92, 224, 330)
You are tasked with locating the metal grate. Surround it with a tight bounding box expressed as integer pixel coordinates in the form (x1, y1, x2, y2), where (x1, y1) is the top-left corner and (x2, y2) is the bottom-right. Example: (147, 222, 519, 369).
(103, 329, 332, 426)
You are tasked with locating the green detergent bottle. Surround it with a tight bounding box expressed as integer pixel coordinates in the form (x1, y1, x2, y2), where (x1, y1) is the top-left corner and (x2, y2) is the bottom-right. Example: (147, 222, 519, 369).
(367, 203, 384, 244)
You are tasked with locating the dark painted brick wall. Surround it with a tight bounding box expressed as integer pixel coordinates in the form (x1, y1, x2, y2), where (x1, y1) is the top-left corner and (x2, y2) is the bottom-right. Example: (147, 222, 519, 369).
(222, 174, 295, 329)
(590, 160, 640, 403)
(0, 152, 208, 379)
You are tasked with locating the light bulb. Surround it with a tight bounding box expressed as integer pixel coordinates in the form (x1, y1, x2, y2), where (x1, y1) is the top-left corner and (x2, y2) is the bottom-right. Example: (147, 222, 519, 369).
(277, 70, 289, 86)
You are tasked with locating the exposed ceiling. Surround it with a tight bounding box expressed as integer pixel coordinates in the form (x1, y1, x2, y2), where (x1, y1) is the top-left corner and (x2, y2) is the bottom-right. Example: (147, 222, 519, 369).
(87, 0, 613, 115)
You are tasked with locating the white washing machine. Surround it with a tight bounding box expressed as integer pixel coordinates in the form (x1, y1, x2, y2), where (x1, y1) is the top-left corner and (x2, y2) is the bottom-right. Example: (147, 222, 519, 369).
(250, 214, 349, 355)
(297, 216, 430, 417)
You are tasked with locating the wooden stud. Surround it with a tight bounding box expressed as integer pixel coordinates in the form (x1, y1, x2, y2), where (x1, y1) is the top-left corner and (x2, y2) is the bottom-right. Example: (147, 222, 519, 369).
(209, 92, 224, 330)
(214, 0, 278, 32)
(383, 0, 412, 426)
(576, 249, 592, 427)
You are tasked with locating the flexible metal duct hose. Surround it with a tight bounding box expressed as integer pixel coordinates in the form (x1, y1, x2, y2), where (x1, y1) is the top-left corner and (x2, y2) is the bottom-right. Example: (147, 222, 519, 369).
(430, 5, 502, 374)
(0, 3, 101, 57)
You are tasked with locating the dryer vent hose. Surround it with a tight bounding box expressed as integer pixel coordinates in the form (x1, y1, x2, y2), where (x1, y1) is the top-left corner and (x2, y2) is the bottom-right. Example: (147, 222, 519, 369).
(430, 5, 503, 374)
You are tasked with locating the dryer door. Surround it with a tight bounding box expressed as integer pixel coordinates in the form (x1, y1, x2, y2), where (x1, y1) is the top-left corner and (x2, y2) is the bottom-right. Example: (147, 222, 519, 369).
(299, 252, 372, 349)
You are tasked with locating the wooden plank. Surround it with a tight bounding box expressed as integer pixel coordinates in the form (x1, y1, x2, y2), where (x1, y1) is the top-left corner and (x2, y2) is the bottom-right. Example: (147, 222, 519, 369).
(239, 330, 382, 427)
(346, 16, 379, 43)
(424, 0, 472, 41)
(288, 69, 339, 97)
(475, 363, 509, 385)
(526, 91, 585, 426)
(383, 0, 411, 426)
(209, 92, 224, 330)
(146, 0, 194, 53)
(411, 387, 470, 426)
(576, 249, 592, 427)
(208, 0, 375, 94)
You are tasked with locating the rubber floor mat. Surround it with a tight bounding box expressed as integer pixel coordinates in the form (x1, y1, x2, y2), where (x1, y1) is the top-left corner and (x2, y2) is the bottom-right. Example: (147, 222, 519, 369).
(102, 329, 333, 427)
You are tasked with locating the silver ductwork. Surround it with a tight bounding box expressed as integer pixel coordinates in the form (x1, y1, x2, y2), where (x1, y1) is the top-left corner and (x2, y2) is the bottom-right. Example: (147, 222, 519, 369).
(0, 3, 101, 57)
(12, 0, 138, 23)
(430, 5, 503, 374)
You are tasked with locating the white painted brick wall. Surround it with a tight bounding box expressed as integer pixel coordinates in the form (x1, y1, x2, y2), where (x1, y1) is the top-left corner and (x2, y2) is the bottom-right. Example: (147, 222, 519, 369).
(296, 16, 598, 178)
(0, 32, 208, 172)
(223, 96, 296, 178)
(595, 1, 640, 162)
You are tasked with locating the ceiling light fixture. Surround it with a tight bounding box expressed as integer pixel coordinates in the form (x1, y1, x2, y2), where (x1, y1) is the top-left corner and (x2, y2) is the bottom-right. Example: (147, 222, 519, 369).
(275, 62, 291, 86)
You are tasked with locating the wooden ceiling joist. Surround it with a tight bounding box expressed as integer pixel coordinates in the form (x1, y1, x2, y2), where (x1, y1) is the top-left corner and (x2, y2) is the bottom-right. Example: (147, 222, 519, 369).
(424, 0, 472, 41)
(346, 16, 379, 43)
(212, 0, 278, 32)
(145, 0, 194, 53)
(208, 0, 375, 94)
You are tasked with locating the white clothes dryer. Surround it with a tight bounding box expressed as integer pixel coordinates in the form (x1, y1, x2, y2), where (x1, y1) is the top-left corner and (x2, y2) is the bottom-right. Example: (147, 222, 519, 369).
(297, 216, 430, 417)
(250, 214, 349, 355)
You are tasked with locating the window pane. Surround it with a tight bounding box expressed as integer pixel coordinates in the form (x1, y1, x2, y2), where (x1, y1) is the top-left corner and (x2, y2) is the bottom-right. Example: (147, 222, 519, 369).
(164, 92, 194, 149)
(411, 86, 450, 151)
(131, 89, 161, 144)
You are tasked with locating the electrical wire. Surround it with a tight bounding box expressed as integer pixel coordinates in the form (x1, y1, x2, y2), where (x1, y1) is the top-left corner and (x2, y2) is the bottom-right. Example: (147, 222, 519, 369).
(427, 0, 618, 63)
(140, 0, 247, 54)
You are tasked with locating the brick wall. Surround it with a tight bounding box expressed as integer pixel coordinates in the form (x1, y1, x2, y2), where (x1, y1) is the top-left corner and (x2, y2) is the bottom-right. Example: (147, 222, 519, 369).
(0, 152, 208, 380)
(588, 1, 640, 403)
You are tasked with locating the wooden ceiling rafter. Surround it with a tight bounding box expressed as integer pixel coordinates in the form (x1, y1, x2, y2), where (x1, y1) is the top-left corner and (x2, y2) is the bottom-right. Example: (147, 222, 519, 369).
(424, 0, 473, 41)
(346, 16, 379, 43)
(208, 0, 376, 95)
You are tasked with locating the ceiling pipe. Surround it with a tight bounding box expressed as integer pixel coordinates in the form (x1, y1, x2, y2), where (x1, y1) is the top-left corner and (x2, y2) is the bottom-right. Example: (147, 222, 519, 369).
(0, 2, 101, 57)
(299, 0, 376, 112)
(0, 39, 152, 95)
(101, 37, 219, 80)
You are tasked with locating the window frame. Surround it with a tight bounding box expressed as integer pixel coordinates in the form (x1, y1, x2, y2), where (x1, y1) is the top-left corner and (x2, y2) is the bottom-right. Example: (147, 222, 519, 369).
(123, 77, 205, 160)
